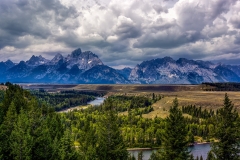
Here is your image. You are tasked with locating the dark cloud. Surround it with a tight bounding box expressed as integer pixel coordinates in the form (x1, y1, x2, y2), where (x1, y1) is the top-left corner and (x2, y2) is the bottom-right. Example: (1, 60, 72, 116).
(133, 26, 202, 49)
(115, 17, 142, 40)
(0, 0, 78, 49)
(107, 40, 131, 53)
(176, 0, 237, 32)
(202, 20, 229, 39)
(230, 16, 240, 29)
(132, 0, 237, 51)
(56, 31, 110, 49)
(153, 4, 168, 13)
(0, 0, 240, 67)
(235, 34, 240, 45)
(212, 58, 240, 65)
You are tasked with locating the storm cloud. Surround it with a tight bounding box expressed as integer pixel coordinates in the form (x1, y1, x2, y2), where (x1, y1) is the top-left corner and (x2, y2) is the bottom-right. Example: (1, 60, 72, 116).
(0, 0, 240, 68)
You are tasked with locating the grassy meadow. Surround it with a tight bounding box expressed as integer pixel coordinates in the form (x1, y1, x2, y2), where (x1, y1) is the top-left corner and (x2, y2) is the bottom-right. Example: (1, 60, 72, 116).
(18, 84, 240, 118)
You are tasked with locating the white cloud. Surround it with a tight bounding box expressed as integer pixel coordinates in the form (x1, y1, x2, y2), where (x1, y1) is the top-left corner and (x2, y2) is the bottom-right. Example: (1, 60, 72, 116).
(0, 0, 240, 67)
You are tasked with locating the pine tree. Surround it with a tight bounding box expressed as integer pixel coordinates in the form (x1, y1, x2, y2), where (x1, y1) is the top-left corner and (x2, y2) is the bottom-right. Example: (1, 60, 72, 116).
(0, 102, 18, 159)
(206, 151, 215, 160)
(137, 150, 143, 160)
(189, 154, 194, 160)
(152, 93, 155, 101)
(211, 93, 240, 160)
(58, 129, 78, 160)
(32, 116, 54, 160)
(188, 130, 195, 144)
(157, 98, 190, 160)
(78, 118, 98, 160)
(128, 154, 136, 160)
(10, 109, 33, 160)
(149, 152, 158, 160)
(96, 109, 128, 160)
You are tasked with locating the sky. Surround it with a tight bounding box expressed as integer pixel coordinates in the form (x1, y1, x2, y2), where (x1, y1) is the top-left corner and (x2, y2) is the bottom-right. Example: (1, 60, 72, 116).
(0, 0, 240, 69)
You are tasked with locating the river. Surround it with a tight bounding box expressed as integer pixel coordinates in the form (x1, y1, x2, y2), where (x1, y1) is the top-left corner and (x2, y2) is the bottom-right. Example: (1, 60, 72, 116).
(87, 97, 105, 106)
(128, 143, 211, 160)
(59, 97, 105, 112)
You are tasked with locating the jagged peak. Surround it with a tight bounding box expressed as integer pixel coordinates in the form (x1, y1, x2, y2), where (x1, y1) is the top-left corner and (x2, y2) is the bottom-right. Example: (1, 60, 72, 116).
(121, 67, 132, 70)
(26, 55, 49, 66)
(176, 58, 194, 64)
(140, 56, 175, 67)
(28, 55, 47, 61)
(70, 48, 99, 59)
(177, 57, 189, 61)
(51, 53, 63, 61)
(55, 53, 63, 57)
(5, 59, 13, 63)
(0, 59, 14, 65)
(71, 48, 82, 58)
(157, 56, 175, 63)
(29, 55, 36, 59)
(19, 61, 26, 65)
(82, 51, 98, 57)
(162, 56, 174, 60)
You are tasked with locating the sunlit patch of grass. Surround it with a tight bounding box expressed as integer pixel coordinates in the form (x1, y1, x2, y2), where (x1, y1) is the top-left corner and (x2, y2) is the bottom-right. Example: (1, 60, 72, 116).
(74, 141, 80, 147)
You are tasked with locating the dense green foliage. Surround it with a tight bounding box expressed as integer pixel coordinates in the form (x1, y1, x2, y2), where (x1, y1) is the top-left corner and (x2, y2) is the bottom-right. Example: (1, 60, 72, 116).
(0, 90, 4, 103)
(30, 90, 104, 111)
(1, 83, 240, 159)
(0, 84, 129, 160)
(210, 94, 240, 159)
(182, 105, 214, 119)
(102, 95, 155, 114)
(155, 98, 190, 160)
(0, 84, 75, 160)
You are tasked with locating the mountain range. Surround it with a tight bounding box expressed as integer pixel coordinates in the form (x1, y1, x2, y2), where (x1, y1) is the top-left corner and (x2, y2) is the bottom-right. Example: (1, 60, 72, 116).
(0, 48, 240, 84)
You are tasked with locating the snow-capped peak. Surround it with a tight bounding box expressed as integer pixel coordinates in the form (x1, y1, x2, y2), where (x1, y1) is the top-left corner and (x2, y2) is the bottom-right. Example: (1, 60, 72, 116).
(26, 55, 49, 66)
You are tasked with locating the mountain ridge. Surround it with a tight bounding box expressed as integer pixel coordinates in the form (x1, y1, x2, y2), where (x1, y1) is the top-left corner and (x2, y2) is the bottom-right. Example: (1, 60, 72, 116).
(0, 48, 240, 84)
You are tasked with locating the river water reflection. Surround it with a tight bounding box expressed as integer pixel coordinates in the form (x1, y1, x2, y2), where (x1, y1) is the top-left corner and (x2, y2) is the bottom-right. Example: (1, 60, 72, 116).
(189, 143, 211, 159)
(87, 97, 105, 106)
(59, 97, 105, 112)
(128, 143, 211, 160)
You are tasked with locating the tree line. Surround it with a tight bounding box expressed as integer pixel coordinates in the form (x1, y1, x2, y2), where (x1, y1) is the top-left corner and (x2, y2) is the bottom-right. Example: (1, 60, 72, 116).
(202, 82, 240, 91)
(30, 90, 105, 111)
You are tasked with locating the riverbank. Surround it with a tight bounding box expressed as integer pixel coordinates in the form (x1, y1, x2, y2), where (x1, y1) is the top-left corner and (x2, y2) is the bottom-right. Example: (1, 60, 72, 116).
(128, 143, 211, 160)
(58, 97, 105, 113)
(127, 142, 211, 151)
(127, 148, 152, 151)
(194, 142, 211, 145)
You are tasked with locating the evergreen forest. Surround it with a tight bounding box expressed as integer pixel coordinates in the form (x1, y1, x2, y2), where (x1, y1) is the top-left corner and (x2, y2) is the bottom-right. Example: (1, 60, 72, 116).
(0, 83, 240, 160)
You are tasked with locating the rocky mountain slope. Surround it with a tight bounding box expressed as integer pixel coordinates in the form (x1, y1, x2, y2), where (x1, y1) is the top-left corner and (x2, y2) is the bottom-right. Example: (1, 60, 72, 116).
(129, 57, 240, 84)
(0, 48, 240, 84)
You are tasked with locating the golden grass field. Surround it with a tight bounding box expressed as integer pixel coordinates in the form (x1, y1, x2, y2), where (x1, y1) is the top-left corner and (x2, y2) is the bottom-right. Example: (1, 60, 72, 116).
(144, 91, 240, 118)
(70, 84, 240, 118)
(17, 84, 240, 118)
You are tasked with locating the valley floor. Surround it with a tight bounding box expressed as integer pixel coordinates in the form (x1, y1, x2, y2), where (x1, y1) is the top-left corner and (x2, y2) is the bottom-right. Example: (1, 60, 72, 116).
(20, 84, 240, 117)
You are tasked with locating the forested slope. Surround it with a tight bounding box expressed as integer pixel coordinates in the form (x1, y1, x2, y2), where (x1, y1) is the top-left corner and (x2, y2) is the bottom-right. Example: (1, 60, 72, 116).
(0, 83, 239, 159)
